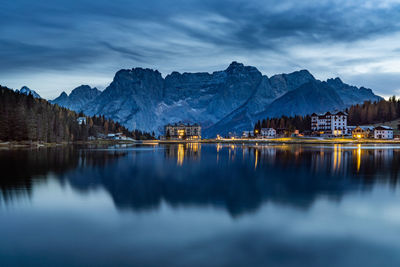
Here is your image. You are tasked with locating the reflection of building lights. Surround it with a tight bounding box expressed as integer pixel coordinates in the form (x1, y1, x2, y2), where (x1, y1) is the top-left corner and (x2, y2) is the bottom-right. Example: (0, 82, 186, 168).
(177, 144, 184, 166)
(333, 144, 337, 170)
(216, 144, 221, 153)
(333, 144, 342, 171)
(357, 144, 361, 172)
(254, 149, 259, 169)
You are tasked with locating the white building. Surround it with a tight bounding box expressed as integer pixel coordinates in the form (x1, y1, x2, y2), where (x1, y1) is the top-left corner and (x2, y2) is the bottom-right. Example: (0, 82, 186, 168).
(260, 128, 276, 138)
(374, 126, 393, 139)
(77, 117, 87, 125)
(311, 111, 348, 136)
(242, 131, 253, 138)
(164, 123, 201, 140)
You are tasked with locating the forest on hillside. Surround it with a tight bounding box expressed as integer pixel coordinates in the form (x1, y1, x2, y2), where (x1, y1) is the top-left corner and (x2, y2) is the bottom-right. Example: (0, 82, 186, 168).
(347, 96, 400, 126)
(255, 97, 400, 133)
(0, 86, 155, 142)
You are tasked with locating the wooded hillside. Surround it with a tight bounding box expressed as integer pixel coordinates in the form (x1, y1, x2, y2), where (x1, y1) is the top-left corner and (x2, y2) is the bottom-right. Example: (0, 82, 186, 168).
(254, 97, 400, 133)
(0, 86, 154, 142)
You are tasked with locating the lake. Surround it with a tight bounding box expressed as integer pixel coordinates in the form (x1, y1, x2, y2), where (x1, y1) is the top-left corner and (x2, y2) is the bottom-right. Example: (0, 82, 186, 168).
(1, 143, 400, 267)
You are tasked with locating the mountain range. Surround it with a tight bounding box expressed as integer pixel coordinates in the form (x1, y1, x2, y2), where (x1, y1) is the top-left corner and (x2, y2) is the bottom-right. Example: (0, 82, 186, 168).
(50, 62, 382, 137)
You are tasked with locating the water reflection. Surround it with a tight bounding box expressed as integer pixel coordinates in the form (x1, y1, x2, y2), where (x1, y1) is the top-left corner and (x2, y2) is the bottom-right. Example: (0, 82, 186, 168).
(1, 144, 400, 216)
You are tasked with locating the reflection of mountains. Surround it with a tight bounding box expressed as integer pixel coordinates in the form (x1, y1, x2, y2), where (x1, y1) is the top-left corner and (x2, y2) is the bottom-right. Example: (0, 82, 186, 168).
(0, 147, 127, 203)
(1, 144, 400, 216)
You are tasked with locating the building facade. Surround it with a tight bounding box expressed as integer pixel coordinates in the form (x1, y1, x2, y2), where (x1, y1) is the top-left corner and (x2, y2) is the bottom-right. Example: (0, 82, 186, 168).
(242, 131, 254, 138)
(260, 128, 276, 138)
(311, 111, 348, 135)
(352, 126, 374, 138)
(374, 126, 393, 139)
(164, 123, 201, 140)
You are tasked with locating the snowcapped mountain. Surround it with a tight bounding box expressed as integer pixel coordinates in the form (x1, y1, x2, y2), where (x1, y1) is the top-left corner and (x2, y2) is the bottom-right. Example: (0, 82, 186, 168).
(51, 62, 382, 137)
(51, 85, 101, 112)
(16, 86, 41, 98)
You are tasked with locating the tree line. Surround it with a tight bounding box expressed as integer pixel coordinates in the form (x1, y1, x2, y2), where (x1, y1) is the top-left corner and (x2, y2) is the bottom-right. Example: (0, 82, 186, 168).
(347, 96, 400, 125)
(254, 115, 312, 134)
(254, 97, 400, 133)
(0, 86, 155, 142)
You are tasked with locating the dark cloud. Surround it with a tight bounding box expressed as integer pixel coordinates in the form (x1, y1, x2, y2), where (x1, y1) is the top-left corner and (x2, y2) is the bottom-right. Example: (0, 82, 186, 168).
(1, 0, 400, 97)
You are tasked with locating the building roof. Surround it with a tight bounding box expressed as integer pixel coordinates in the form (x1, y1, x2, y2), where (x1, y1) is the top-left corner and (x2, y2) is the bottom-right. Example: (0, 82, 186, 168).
(354, 126, 374, 131)
(311, 111, 348, 117)
(165, 122, 200, 127)
(375, 126, 393, 130)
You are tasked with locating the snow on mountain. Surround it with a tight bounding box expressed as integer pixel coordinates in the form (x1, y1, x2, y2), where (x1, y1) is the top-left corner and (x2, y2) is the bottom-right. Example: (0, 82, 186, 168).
(15, 86, 41, 98)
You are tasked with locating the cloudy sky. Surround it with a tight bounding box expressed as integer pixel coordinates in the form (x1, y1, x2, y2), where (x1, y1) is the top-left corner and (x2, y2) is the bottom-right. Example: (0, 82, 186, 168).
(1, 0, 400, 99)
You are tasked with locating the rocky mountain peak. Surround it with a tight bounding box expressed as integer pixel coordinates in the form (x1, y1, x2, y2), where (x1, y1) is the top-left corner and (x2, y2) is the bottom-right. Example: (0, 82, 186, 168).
(17, 86, 41, 98)
(225, 61, 259, 75)
(114, 68, 162, 81)
(69, 85, 100, 98)
(227, 61, 244, 70)
(327, 77, 344, 87)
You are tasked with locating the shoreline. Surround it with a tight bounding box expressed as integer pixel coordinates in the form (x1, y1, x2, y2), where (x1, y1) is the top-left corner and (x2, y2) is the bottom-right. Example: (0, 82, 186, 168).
(3, 137, 400, 149)
(156, 137, 400, 145)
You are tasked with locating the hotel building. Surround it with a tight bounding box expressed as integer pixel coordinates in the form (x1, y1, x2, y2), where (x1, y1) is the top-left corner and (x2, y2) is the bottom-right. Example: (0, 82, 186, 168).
(164, 123, 201, 140)
(311, 111, 348, 136)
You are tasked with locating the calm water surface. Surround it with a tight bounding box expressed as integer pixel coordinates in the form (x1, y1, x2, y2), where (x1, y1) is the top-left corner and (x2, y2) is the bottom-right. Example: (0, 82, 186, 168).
(1, 143, 400, 267)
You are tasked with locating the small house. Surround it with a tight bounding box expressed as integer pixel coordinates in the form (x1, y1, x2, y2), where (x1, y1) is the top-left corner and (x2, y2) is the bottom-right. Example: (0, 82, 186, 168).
(242, 131, 253, 138)
(374, 126, 393, 139)
(352, 126, 374, 139)
(260, 128, 276, 138)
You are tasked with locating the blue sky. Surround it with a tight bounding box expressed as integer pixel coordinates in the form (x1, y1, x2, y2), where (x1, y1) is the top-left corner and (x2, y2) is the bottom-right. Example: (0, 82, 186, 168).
(1, 0, 400, 99)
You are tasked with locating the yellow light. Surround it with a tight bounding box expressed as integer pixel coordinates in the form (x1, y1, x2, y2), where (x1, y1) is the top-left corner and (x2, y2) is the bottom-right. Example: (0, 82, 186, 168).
(357, 144, 361, 172)
(177, 144, 184, 166)
(357, 134, 361, 139)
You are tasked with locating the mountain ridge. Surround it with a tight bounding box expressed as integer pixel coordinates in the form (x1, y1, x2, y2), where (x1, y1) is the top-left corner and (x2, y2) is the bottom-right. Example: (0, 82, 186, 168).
(50, 62, 383, 137)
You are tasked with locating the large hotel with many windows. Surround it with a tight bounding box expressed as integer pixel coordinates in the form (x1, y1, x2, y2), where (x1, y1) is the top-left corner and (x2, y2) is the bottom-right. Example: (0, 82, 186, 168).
(164, 123, 201, 140)
(311, 111, 348, 136)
